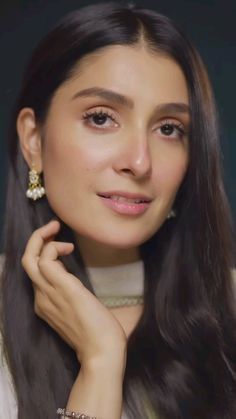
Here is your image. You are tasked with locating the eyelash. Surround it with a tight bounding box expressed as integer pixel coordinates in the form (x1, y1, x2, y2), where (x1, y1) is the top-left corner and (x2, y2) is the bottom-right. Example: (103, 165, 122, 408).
(82, 109, 117, 126)
(81, 109, 187, 139)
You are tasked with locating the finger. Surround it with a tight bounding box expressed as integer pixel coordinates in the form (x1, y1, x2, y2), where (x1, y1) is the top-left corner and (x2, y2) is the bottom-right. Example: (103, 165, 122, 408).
(38, 240, 75, 287)
(40, 239, 74, 263)
(23, 220, 61, 259)
(21, 220, 61, 279)
(21, 220, 61, 289)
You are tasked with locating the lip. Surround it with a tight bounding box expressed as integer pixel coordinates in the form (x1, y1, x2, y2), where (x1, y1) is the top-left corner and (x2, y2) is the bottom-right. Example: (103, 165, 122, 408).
(97, 192, 152, 215)
(97, 191, 153, 202)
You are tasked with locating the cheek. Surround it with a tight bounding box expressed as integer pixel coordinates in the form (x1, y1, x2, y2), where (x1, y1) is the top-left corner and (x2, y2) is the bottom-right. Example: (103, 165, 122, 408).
(43, 124, 113, 172)
(41, 132, 110, 203)
(153, 148, 188, 195)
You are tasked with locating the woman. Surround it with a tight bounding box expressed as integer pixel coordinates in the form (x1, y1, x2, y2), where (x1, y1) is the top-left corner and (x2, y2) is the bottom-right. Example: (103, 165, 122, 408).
(0, 1, 236, 418)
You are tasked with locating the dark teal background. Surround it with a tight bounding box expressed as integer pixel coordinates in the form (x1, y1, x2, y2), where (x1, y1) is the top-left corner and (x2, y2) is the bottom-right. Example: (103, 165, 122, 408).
(0, 0, 235, 245)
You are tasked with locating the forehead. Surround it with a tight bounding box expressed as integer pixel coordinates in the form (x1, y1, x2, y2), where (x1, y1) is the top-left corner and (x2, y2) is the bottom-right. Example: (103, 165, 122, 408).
(56, 45, 189, 105)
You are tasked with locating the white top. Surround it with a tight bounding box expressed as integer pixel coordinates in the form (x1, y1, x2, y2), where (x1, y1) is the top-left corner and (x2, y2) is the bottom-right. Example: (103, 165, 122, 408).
(86, 260, 144, 307)
(86, 260, 144, 298)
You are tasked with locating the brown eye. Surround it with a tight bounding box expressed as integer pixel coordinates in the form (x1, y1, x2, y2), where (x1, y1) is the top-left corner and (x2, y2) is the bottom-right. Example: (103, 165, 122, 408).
(157, 121, 186, 140)
(160, 124, 175, 136)
(82, 109, 118, 128)
(92, 113, 108, 125)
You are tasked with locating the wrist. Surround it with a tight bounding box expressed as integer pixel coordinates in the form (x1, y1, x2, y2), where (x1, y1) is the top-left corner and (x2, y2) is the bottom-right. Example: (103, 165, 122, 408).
(67, 353, 125, 419)
(76, 339, 127, 368)
(81, 347, 127, 377)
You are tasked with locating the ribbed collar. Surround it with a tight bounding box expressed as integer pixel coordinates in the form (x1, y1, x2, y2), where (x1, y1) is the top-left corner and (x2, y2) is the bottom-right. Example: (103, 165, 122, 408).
(86, 259, 144, 298)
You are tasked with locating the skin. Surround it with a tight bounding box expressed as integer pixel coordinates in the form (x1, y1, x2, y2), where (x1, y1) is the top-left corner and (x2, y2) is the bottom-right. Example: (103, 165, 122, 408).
(18, 44, 190, 269)
(19, 44, 190, 417)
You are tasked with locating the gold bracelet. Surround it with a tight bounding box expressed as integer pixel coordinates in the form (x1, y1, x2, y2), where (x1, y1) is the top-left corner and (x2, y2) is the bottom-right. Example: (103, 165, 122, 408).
(57, 407, 97, 418)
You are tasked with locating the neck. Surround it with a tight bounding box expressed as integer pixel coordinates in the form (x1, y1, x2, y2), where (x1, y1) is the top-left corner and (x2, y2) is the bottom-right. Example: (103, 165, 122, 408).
(75, 234, 141, 267)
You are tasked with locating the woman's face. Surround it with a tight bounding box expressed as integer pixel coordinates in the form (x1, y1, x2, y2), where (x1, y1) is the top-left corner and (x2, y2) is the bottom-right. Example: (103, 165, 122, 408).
(20, 45, 190, 266)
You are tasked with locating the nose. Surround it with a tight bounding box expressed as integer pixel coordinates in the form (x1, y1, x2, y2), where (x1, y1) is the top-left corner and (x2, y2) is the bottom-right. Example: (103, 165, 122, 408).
(113, 130, 152, 180)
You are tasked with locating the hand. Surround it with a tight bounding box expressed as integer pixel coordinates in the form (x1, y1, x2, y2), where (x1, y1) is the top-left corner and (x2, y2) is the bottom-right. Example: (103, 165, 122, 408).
(21, 220, 127, 367)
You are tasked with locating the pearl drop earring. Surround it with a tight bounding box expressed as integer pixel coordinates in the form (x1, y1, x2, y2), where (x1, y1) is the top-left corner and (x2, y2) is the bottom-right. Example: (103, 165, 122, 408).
(26, 164, 46, 201)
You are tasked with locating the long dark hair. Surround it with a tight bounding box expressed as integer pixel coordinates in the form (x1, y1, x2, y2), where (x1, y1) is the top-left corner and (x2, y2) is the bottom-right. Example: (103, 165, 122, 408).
(1, 2, 236, 418)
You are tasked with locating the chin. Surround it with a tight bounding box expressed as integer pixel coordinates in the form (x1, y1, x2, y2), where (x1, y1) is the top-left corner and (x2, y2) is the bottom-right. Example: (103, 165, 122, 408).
(68, 216, 162, 248)
(90, 228, 157, 249)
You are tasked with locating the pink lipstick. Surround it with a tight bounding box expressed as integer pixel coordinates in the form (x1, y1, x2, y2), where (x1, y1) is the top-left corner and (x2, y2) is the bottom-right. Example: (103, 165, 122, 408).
(97, 191, 152, 215)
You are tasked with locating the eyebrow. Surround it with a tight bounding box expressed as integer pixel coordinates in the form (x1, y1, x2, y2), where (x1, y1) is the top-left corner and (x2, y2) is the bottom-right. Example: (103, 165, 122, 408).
(71, 86, 190, 116)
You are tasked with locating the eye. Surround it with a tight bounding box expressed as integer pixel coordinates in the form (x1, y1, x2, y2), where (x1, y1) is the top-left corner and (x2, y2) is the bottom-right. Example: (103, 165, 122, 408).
(157, 119, 187, 140)
(82, 108, 119, 129)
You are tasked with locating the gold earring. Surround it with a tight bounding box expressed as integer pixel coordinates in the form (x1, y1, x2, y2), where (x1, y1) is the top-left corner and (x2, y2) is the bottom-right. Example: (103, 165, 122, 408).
(26, 164, 45, 201)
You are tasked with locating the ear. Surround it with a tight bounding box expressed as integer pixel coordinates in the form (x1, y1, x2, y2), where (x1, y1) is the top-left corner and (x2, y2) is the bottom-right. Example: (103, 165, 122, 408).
(17, 108, 43, 172)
